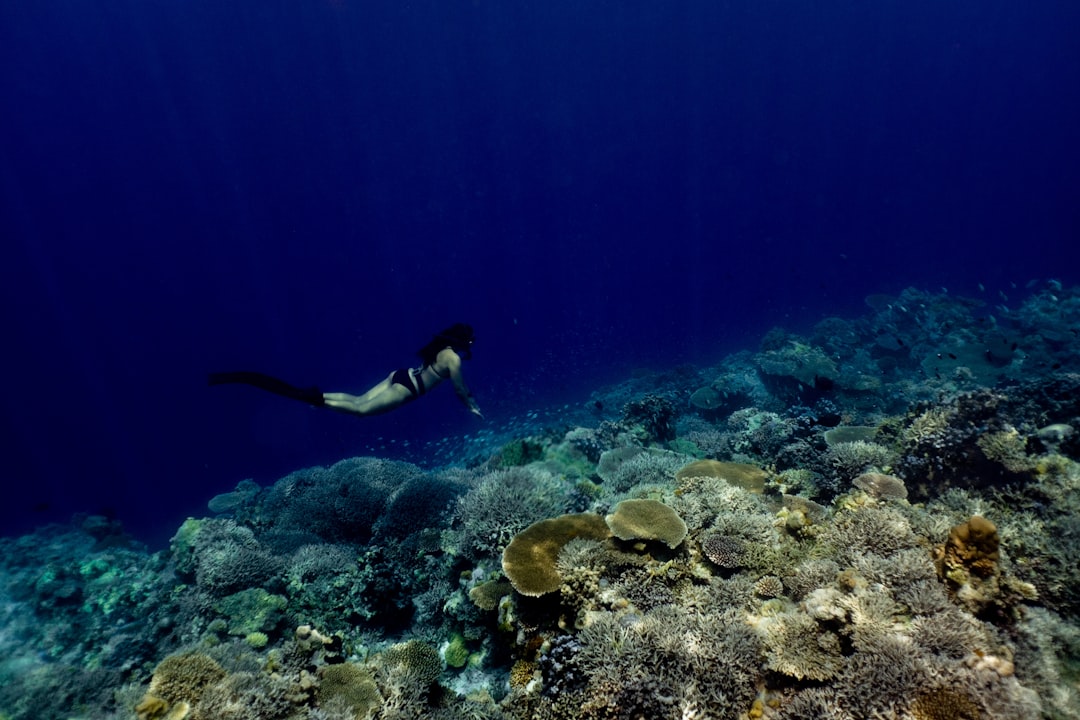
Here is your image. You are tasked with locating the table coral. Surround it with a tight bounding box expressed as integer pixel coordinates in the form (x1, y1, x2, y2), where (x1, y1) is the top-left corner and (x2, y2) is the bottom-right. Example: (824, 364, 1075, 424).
(675, 459, 768, 493)
(604, 499, 687, 549)
(501, 513, 611, 597)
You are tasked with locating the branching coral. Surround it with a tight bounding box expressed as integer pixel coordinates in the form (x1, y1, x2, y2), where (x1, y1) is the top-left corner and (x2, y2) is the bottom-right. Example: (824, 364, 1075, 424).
(599, 449, 688, 494)
(447, 467, 568, 560)
(755, 607, 845, 681)
(826, 441, 896, 482)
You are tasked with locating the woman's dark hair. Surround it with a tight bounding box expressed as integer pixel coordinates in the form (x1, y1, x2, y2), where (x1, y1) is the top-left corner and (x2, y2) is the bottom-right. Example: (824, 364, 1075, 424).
(418, 323, 474, 365)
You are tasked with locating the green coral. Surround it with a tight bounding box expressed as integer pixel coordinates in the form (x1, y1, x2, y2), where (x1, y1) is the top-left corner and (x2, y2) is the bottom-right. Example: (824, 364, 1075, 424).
(169, 517, 206, 575)
(498, 437, 545, 467)
(442, 633, 470, 669)
(756, 340, 838, 386)
(245, 632, 269, 649)
(212, 588, 287, 637)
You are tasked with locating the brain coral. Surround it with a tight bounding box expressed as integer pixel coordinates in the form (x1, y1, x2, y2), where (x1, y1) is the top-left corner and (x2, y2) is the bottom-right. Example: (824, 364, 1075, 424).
(501, 513, 611, 596)
(605, 499, 688, 549)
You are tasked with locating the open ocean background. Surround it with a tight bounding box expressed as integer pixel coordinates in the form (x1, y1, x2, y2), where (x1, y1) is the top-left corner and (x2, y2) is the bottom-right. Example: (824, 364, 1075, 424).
(2, 0, 1078, 546)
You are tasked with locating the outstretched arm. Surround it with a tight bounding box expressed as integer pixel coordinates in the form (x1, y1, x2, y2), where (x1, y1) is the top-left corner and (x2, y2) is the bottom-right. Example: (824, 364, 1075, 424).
(442, 350, 482, 417)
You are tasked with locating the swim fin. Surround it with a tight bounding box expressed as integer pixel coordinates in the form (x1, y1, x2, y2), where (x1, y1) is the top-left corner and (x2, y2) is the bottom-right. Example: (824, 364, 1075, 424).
(208, 371, 325, 407)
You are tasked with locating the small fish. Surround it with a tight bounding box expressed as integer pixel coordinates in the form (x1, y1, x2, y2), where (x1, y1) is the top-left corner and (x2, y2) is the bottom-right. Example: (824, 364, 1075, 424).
(948, 353, 957, 360)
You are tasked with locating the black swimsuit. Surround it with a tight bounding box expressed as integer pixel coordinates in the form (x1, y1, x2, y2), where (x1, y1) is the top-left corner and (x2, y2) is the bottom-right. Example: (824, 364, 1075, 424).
(392, 364, 449, 399)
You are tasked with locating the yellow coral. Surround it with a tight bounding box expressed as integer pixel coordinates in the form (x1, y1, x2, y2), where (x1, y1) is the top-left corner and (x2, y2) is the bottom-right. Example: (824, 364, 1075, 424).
(904, 407, 952, 444)
(604, 498, 687, 549)
(501, 513, 611, 596)
(977, 427, 1035, 473)
(509, 659, 537, 688)
(910, 687, 981, 720)
(943, 515, 1000, 578)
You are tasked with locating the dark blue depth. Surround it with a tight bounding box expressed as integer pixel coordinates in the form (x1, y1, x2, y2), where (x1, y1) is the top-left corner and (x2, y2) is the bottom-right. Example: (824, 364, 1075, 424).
(1, 0, 1078, 544)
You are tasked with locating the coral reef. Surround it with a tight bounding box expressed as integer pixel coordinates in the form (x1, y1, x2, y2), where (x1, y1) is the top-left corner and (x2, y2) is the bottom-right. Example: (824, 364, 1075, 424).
(3, 281, 1080, 720)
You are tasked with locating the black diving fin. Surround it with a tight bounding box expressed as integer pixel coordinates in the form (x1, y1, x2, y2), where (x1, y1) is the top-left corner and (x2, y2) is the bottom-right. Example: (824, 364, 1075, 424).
(208, 371, 325, 407)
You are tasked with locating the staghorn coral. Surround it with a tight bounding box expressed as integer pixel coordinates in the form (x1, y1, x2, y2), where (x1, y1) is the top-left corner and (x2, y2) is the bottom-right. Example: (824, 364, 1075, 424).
(834, 633, 928, 718)
(824, 504, 921, 564)
(769, 687, 846, 720)
(195, 541, 282, 597)
(447, 466, 568, 560)
(262, 457, 427, 545)
(197, 671, 294, 720)
(599, 448, 688, 494)
(826, 440, 896, 482)
(373, 475, 466, 542)
(171, 518, 282, 597)
(910, 608, 993, 660)
(783, 558, 840, 600)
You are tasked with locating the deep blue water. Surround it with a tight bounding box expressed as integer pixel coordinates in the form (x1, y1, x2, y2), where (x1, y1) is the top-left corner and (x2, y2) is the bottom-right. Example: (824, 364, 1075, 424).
(2, 0, 1078, 545)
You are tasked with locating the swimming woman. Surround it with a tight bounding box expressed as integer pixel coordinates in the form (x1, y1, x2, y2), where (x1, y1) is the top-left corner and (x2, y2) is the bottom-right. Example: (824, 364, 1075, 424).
(209, 323, 482, 418)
